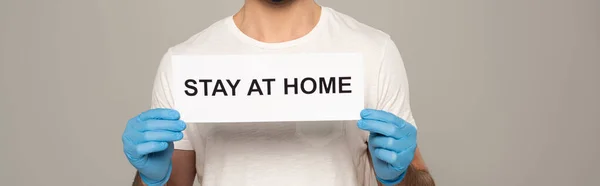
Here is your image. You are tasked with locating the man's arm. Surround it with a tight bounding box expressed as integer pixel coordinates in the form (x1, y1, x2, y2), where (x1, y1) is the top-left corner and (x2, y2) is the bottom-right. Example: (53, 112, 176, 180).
(397, 147, 435, 186)
(370, 147, 435, 186)
(132, 171, 146, 186)
(132, 150, 197, 186)
(132, 172, 146, 186)
(397, 165, 435, 186)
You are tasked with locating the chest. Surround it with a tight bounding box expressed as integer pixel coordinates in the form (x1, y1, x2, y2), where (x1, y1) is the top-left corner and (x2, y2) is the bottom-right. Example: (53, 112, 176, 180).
(196, 121, 362, 186)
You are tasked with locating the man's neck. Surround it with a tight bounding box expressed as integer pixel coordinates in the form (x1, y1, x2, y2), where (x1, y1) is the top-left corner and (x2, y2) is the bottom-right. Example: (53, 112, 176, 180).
(233, 0, 321, 43)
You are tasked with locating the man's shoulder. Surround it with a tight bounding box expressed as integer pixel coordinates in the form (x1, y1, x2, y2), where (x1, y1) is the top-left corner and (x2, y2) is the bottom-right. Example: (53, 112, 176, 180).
(325, 7, 392, 46)
(168, 17, 232, 54)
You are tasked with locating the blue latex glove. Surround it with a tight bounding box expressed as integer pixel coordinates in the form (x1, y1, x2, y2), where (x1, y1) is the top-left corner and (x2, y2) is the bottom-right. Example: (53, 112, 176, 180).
(122, 108, 186, 186)
(357, 109, 417, 186)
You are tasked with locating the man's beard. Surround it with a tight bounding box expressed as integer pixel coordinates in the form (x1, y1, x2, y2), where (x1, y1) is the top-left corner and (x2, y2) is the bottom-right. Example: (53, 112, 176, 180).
(263, 0, 295, 6)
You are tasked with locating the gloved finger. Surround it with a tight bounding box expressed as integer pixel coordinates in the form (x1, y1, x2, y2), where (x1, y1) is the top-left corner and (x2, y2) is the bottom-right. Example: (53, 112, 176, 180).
(394, 144, 417, 168)
(135, 120, 187, 132)
(138, 108, 180, 121)
(374, 148, 400, 166)
(135, 141, 169, 156)
(122, 135, 139, 158)
(360, 109, 407, 128)
(369, 135, 416, 152)
(141, 131, 184, 142)
(358, 119, 402, 138)
(374, 148, 409, 172)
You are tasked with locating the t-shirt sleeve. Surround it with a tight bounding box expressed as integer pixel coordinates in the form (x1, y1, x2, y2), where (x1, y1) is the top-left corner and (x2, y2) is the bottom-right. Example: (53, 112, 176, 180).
(353, 38, 419, 186)
(375, 38, 417, 128)
(150, 48, 195, 150)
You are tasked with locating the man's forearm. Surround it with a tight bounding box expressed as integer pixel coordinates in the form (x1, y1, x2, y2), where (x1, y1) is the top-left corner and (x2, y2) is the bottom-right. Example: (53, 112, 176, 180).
(397, 165, 435, 186)
(133, 171, 147, 186)
(376, 165, 435, 186)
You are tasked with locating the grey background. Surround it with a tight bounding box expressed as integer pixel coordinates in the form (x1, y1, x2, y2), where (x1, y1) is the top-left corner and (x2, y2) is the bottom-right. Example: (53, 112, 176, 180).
(1, 0, 598, 185)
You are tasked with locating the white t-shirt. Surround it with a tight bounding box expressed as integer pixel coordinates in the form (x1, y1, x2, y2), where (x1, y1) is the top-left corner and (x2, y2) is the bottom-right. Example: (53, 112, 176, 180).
(150, 6, 416, 186)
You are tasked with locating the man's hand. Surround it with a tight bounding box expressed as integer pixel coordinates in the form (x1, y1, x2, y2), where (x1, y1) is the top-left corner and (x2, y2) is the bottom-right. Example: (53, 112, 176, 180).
(358, 109, 417, 186)
(122, 108, 187, 186)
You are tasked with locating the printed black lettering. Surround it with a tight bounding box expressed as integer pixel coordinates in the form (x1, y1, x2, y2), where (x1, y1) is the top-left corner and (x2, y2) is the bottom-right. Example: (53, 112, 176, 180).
(212, 80, 227, 96)
(284, 78, 298, 95)
(198, 79, 212, 96)
(301, 77, 317, 94)
(262, 78, 275, 95)
(227, 79, 241, 96)
(247, 79, 264, 96)
(339, 76, 352, 93)
(184, 79, 197, 96)
(318, 77, 336, 94)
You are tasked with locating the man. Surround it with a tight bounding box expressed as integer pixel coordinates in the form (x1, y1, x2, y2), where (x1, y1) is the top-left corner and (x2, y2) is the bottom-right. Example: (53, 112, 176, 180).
(121, 0, 435, 185)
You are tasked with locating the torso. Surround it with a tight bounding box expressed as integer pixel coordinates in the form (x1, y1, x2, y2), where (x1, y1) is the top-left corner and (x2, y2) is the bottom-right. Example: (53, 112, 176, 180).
(155, 7, 401, 186)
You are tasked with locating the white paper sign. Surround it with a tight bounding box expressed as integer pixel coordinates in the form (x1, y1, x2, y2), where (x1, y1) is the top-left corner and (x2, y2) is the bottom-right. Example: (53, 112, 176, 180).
(171, 53, 364, 123)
